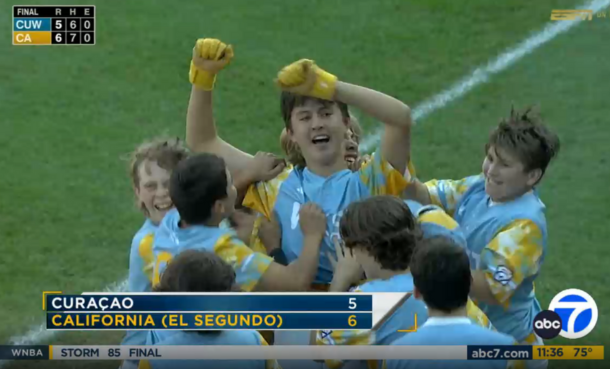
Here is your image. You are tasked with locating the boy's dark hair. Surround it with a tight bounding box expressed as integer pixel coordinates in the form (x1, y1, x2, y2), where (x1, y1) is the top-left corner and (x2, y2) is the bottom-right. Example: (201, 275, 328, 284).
(170, 153, 228, 224)
(155, 249, 236, 293)
(154, 249, 236, 335)
(339, 196, 423, 271)
(410, 236, 471, 313)
(486, 106, 560, 182)
(281, 92, 350, 129)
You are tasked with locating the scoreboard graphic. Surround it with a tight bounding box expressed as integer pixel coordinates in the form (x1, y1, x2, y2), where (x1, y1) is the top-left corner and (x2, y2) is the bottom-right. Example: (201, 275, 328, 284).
(13, 5, 95, 45)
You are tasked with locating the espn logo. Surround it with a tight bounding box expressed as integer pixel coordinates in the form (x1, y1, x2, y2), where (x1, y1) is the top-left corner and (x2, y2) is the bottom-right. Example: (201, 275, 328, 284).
(551, 9, 593, 21)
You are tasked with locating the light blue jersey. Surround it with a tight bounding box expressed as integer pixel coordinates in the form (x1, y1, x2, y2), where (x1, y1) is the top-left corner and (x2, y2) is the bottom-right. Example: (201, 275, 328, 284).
(244, 149, 408, 284)
(405, 199, 495, 330)
(316, 274, 426, 369)
(358, 274, 427, 345)
(385, 318, 519, 369)
(317, 273, 493, 369)
(151, 208, 273, 291)
(139, 330, 279, 369)
(128, 219, 157, 293)
(144, 329, 179, 346)
(425, 175, 547, 342)
(122, 219, 158, 347)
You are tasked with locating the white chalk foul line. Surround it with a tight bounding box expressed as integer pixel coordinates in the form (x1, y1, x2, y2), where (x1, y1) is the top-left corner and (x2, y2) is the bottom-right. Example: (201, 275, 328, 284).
(2, 0, 608, 365)
(361, 0, 610, 152)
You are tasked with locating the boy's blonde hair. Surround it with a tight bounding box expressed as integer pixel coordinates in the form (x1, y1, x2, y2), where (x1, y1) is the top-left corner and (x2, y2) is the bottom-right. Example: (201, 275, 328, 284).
(128, 137, 190, 214)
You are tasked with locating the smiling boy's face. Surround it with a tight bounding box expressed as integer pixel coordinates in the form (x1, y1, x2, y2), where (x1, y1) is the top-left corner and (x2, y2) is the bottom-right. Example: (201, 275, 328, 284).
(135, 160, 173, 224)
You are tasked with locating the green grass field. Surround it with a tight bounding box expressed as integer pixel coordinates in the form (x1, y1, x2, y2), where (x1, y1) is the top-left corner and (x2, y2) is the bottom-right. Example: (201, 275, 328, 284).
(1, 0, 608, 367)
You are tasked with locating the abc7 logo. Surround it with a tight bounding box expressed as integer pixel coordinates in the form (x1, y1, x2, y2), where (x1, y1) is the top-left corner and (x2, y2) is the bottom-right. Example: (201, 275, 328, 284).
(533, 310, 562, 339)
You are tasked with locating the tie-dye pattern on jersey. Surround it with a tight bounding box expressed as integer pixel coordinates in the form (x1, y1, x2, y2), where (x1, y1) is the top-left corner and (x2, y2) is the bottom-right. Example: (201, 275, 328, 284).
(152, 209, 273, 292)
(425, 174, 547, 342)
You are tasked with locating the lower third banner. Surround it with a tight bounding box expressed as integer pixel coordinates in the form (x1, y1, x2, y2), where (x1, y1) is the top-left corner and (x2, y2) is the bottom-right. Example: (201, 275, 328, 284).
(46, 312, 372, 330)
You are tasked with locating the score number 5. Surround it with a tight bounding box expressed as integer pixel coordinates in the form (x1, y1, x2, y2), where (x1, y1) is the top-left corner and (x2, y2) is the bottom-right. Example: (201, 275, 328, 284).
(349, 297, 357, 310)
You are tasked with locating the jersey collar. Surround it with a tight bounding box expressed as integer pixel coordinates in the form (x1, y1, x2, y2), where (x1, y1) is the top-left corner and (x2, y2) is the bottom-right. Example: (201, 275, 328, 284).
(422, 316, 472, 327)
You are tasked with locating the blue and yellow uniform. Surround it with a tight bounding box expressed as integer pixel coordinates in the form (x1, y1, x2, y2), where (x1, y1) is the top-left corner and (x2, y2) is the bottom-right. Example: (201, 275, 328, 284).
(405, 199, 494, 330)
(317, 278, 494, 369)
(138, 330, 281, 369)
(316, 202, 493, 369)
(244, 148, 408, 286)
(425, 174, 547, 343)
(121, 220, 157, 350)
(128, 219, 157, 293)
(152, 208, 274, 291)
(384, 317, 523, 369)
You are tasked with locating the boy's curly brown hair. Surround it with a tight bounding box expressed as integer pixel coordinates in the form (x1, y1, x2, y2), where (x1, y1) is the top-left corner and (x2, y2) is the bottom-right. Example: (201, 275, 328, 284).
(339, 196, 423, 271)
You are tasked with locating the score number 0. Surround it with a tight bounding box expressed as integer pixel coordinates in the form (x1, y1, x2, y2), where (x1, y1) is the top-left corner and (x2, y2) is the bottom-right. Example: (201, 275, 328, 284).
(348, 297, 356, 327)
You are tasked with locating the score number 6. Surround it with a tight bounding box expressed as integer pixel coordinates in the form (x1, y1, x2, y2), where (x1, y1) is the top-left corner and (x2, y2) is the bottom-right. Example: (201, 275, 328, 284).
(348, 315, 357, 327)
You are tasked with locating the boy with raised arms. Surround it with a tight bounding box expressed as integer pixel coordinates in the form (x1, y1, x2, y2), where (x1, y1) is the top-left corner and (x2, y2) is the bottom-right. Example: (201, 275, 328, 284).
(244, 59, 413, 288)
(185, 38, 413, 289)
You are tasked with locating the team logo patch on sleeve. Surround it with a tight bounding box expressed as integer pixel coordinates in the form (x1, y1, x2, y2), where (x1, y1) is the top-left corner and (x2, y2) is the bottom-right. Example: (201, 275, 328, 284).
(493, 266, 512, 285)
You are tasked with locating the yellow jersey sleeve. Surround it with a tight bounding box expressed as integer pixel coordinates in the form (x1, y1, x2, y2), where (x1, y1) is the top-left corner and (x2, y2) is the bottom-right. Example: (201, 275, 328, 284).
(138, 360, 151, 369)
(424, 174, 482, 216)
(152, 250, 173, 288)
(213, 234, 274, 292)
(466, 298, 495, 330)
(248, 213, 269, 254)
(417, 207, 460, 231)
(480, 219, 544, 305)
(138, 234, 155, 282)
(358, 148, 408, 197)
(361, 155, 416, 181)
(242, 165, 293, 220)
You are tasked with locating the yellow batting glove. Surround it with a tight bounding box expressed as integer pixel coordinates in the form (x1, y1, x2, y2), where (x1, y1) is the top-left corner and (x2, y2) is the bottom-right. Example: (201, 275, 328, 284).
(276, 59, 337, 100)
(189, 38, 234, 90)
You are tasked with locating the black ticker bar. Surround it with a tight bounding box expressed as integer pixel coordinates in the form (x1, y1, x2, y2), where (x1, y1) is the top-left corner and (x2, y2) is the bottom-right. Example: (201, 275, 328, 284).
(13, 6, 95, 18)
(0, 346, 49, 360)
